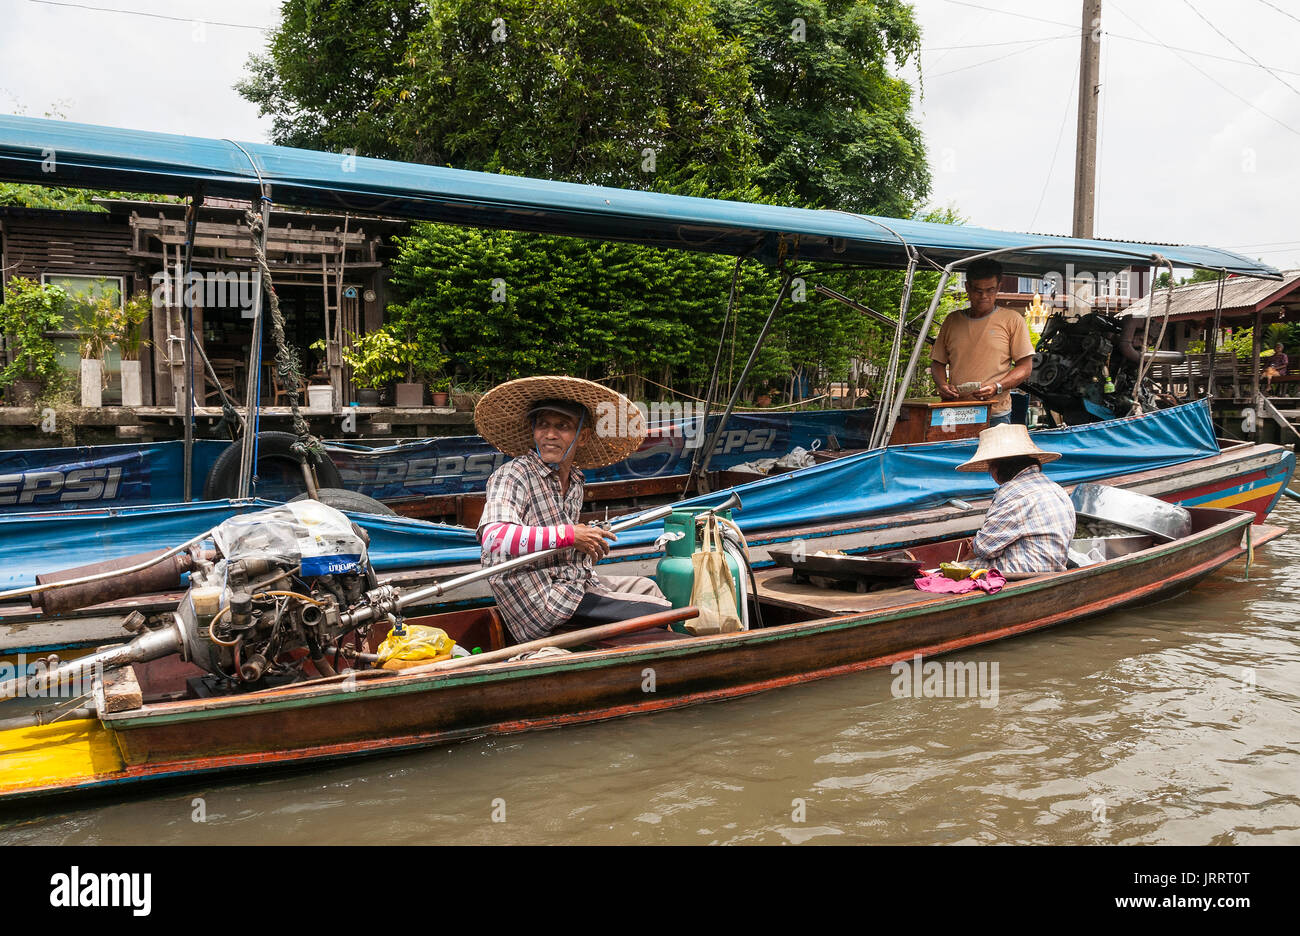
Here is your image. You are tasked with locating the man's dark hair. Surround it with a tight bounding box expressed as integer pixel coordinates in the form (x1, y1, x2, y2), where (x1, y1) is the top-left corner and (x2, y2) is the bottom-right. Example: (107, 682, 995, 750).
(990, 455, 1038, 485)
(966, 259, 1004, 284)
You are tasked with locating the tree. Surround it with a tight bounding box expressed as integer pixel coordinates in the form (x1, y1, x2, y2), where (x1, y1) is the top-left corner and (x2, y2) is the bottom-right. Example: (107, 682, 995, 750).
(236, 1, 430, 160)
(713, 0, 929, 214)
(242, 0, 937, 400)
(241, 0, 761, 194)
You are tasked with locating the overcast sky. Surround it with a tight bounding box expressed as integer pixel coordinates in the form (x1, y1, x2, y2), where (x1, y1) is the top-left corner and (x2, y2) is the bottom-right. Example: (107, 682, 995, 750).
(1, 0, 1296, 270)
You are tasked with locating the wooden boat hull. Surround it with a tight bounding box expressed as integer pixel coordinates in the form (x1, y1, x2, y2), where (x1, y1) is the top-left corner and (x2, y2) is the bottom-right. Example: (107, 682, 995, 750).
(0, 507, 1277, 804)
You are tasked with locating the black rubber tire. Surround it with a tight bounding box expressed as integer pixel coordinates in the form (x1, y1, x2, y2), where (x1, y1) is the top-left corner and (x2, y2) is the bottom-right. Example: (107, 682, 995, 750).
(202, 431, 344, 500)
(288, 487, 396, 516)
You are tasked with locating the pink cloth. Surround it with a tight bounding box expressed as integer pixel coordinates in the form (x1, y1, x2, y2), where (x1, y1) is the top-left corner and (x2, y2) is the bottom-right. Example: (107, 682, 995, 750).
(914, 569, 1006, 594)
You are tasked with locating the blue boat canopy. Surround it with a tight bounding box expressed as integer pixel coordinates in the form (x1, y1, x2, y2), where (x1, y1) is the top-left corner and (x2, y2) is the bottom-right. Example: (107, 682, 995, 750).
(0, 115, 1280, 278)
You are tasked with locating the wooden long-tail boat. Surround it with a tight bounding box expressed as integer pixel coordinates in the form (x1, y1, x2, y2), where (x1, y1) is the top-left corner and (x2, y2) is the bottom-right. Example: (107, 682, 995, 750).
(0, 505, 1281, 805)
(1, 430, 1289, 662)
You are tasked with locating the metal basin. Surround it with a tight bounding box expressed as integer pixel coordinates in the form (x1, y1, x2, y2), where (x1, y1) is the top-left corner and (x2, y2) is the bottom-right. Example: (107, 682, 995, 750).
(1069, 534, 1155, 559)
(1070, 483, 1191, 541)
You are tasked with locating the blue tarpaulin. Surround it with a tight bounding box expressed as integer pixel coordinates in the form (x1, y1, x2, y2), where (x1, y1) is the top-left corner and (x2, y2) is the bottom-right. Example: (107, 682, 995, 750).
(0, 409, 874, 511)
(0, 401, 1219, 588)
(0, 114, 1280, 278)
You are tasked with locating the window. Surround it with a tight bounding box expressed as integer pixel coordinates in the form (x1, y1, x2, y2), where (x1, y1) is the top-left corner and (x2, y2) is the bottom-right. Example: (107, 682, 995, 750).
(41, 274, 127, 399)
(1017, 276, 1053, 295)
(1099, 271, 1130, 299)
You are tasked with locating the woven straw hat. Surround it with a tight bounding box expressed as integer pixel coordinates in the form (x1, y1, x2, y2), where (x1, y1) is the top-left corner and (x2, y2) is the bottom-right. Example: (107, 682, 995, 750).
(956, 423, 1061, 473)
(474, 376, 646, 469)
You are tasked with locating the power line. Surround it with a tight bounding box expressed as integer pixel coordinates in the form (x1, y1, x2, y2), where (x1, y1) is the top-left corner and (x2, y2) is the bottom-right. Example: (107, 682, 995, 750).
(1110, 1, 1300, 138)
(27, 0, 272, 31)
(923, 34, 1073, 52)
(1030, 63, 1078, 232)
(1228, 239, 1300, 248)
(928, 35, 1068, 79)
(937, 1, 1300, 77)
(1181, 0, 1300, 99)
(939, 0, 1076, 30)
(1107, 33, 1300, 78)
(1256, 0, 1300, 26)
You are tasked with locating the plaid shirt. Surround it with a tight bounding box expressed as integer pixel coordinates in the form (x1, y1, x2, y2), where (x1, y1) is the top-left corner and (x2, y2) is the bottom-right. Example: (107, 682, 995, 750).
(973, 465, 1076, 573)
(478, 450, 596, 642)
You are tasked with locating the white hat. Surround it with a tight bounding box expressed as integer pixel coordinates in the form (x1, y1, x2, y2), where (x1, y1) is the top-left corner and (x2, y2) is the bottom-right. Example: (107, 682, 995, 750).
(956, 423, 1061, 473)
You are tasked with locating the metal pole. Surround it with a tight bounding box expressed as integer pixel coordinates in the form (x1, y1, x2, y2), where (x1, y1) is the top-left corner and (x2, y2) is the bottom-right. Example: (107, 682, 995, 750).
(180, 188, 203, 502)
(343, 492, 743, 628)
(684, 256, 745, 495)
(879, 269, 951, 448)
(694, 272, 793, 481)
(1207, 270, 1225, 400)
(869, 253, 919, 449)
(237, 192, 273, 499)
(1072, 0, 1102, 238)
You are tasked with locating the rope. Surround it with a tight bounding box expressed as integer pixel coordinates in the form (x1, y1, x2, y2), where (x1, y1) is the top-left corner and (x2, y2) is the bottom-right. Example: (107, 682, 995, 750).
(247, 209, 324, 463)
(595, 373, 709, 403)
(1133, 257, 1175, 413)
(1208, 269, 1227, 397)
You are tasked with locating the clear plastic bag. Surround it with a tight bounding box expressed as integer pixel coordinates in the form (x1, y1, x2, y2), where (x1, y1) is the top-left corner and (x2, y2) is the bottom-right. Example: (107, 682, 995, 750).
(211, 501, 368, 576)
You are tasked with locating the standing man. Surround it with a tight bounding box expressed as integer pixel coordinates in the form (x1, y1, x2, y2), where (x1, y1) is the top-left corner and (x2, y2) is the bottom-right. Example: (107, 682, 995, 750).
(931, 258, 1036, 425)
(956, 423, 1075, 573)
(474, 375, 671, 644)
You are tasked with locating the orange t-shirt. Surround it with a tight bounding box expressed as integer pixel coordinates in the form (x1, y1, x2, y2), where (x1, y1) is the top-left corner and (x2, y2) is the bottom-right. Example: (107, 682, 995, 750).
(932, 306, 1034, 416)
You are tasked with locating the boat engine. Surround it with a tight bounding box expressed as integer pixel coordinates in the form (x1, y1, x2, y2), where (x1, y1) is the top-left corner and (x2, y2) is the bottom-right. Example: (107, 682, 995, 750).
(174, 501, 378, 685)
(1025, 311, 1157, 424)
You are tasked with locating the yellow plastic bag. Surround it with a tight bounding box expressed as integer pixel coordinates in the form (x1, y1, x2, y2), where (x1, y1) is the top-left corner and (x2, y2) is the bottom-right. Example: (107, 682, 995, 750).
(687, 515, 743, 636)
(375, 625, 456, 671)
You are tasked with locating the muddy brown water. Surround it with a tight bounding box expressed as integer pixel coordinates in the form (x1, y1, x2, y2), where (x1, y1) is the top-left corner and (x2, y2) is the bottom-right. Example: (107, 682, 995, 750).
(2, 501, 1297, 845)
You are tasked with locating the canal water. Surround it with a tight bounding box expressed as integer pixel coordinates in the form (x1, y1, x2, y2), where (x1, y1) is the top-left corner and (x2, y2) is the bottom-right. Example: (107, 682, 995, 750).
(3, 500, 1297, 846)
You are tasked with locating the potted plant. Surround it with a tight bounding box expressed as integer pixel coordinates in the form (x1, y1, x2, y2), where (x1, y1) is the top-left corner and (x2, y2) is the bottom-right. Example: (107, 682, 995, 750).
(340, 326, 414, 405)
(0, 277, 69, 406)
(116, 292, 151, 407)
(74, 292, 119, 408)
(430, 376, 452, 407)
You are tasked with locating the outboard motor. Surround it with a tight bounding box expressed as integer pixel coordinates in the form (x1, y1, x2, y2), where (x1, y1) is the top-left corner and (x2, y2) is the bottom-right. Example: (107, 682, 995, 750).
(176, 501, 378, 684)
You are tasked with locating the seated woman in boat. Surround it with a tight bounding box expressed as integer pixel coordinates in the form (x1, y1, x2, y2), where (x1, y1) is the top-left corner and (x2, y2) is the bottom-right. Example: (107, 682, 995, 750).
(956, 424, 1076, 574)
(473, 375, 671, 643)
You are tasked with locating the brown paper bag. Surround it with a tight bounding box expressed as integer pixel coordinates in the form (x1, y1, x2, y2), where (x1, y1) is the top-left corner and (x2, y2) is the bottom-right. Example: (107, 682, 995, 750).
(686, 514, 743, 635)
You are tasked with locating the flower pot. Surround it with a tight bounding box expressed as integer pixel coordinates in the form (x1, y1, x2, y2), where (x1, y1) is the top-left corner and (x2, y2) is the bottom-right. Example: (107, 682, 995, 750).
(80, 359, 103, 408)
(431, 391, 450, 407)
(395, 382, 426, 408)
(120, 360, 144, 407)
(307, 384, 334, 413)
(356, 388, 381, 406)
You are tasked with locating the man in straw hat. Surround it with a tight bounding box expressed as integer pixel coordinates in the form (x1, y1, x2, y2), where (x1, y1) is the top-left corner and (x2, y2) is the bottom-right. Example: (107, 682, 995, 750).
(956, 423, 1076, 574)
(474, 376, 672, 643)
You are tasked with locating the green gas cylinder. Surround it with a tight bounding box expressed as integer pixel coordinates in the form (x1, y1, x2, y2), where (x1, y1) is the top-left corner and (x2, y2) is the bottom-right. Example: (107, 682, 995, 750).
(655, 508, 743, 632)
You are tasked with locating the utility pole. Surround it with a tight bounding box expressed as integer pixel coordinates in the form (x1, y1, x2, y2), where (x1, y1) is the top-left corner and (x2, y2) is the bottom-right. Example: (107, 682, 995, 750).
(1072, 0, 1102, 239)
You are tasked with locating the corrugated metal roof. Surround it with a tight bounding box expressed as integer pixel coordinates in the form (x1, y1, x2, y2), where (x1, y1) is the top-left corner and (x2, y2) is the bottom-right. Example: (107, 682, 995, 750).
(1122, 270, 1300, 319)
